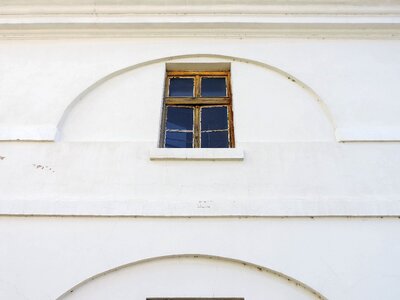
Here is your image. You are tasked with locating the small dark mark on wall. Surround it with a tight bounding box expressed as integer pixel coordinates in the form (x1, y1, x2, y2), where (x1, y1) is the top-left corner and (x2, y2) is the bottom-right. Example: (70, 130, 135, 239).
(197, 200, 212, 209)
(32, 164, 55, 173)
(0, 156, 5, 160)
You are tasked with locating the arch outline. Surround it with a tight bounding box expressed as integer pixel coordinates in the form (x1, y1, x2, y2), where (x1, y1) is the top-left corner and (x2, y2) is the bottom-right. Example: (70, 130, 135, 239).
(56, 53, 336, 141)
(56, 253, 328, 300)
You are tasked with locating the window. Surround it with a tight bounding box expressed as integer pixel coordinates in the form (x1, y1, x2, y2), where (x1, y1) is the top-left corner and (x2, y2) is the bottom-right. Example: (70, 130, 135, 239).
(160, 71, 235, 148)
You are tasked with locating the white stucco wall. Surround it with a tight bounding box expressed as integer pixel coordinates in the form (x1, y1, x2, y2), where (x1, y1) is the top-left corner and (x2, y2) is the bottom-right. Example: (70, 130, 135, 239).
(1, 217, 399, 300)
(1, 43, 400, 216)
(1, 39, 400, 141)
(59, 58, 332, 142)
(1, 2, 400, 299)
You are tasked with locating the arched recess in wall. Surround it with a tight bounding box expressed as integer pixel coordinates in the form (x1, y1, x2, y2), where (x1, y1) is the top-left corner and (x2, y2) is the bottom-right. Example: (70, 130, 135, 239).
(57, 254, 327, 300)
(57, 54, 335, 142)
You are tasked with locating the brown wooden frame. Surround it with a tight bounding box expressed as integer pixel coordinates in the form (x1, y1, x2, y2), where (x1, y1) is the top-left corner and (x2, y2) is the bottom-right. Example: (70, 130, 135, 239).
(160, 71, 235, 148)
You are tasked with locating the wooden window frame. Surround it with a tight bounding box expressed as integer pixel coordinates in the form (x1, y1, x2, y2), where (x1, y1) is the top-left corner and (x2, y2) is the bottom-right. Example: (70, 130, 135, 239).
(160, 71, 235, 148)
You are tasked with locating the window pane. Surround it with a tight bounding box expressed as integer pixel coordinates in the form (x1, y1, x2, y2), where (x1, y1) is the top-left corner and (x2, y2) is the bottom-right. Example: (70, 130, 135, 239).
(165, 131, 193, 148)
(166, 106, 193, 130)
(201, 77, 226, 97)
(201, 131, 229, 148)
(201, 106, 228, 131)
(169, 78, 194, 97)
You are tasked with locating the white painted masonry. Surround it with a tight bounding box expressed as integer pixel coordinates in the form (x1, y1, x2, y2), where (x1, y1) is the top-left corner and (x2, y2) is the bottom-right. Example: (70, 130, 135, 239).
(1, 1, 400, 300)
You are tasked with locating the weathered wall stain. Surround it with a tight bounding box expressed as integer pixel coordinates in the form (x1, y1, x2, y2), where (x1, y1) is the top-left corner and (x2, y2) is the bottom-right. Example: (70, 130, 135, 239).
(32, 164, 55, 173)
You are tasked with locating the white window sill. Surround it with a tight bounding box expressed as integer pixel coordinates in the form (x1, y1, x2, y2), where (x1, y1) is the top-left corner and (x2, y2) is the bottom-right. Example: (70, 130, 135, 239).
(149, 148, 244, 161)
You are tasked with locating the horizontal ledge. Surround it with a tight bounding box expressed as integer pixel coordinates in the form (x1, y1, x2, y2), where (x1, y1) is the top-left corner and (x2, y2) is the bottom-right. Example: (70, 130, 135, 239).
(335, 127, 400, 142)
(3, 17, 400, 25)
(1, 3, 400, 16)
(3, 22, 400, 27)
(2, 32, 400, 40)
(1, 23, 400, 39)
(1, 198, 400, 217)
(2, 126, 399, 143)
(0, 125, 57, 141)
(149, 148, 244, 161)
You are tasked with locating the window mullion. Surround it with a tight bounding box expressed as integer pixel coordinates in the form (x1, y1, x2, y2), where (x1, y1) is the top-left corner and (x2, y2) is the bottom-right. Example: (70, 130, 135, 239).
(195, 75, 200, 97)
(194, 106, 200, 148)
(165, 98, 229, 106)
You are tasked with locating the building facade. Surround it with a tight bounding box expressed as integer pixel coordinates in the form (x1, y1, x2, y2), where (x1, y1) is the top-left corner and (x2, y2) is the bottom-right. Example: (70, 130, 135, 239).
(1, 1, 400, 299)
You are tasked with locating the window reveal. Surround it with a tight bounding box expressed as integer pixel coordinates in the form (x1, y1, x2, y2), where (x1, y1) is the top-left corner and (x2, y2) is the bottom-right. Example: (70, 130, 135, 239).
(161, 71, 235, 148)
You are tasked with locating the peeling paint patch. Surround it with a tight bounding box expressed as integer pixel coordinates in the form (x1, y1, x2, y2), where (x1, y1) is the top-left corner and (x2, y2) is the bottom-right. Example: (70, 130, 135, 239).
(32, 164, 55, 173)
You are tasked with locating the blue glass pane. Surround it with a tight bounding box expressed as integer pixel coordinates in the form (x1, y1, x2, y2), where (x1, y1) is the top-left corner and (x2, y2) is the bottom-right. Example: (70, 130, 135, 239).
(201, 106, 228, 131)
(201, 131, 229, 148)
(166, 107, 193, 130)
(201, 77, 226, 97)
(169, 78, 194, 97)
(165, 131, 193, 148)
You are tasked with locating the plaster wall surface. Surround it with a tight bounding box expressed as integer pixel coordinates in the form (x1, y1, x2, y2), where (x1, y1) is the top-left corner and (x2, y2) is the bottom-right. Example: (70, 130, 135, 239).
(1, 4, 400, 299)
(1, 38, 400, 141)
(1, 42, 400, 215)
(1, 217, 399, 300)
(1, 141, 400, 216)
